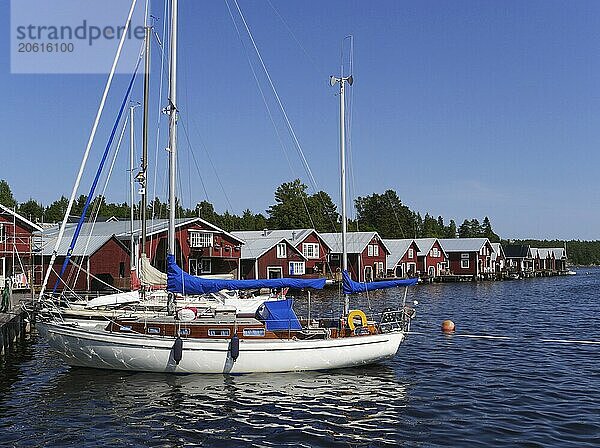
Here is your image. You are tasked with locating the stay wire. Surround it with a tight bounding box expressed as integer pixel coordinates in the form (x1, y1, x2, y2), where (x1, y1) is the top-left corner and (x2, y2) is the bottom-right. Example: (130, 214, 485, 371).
(223, 0, 315, 229)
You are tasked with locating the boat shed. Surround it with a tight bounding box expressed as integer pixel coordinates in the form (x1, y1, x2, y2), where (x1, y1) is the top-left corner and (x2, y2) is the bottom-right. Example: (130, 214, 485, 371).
(320, 231, 389, 282)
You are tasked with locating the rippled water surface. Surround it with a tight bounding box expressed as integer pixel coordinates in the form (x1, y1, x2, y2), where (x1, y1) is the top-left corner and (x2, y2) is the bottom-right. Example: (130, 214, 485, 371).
(1, 270, 599, 447)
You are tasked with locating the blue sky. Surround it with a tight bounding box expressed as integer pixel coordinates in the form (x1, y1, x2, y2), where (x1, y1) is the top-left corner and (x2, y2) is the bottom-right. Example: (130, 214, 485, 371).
(2, 0, 600, 240)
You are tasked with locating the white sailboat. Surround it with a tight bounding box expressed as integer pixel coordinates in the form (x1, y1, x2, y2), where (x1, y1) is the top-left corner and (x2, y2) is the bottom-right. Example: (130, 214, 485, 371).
(37, 0, 418, 373)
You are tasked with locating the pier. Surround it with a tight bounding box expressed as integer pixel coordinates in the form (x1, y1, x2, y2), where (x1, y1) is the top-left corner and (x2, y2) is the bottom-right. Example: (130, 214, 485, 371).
(0, 290, 32, 357)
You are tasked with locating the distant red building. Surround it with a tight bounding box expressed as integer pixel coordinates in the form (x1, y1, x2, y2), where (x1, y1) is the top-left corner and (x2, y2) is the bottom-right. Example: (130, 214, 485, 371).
(0, 204, 42, 290)
(414, 238, 449, 279)
(440, 238, 495, 278)
(232, 229, 330, 279)
(383, 239, 420, 278)
(34, 218, 244, 292)
(321, 232, 389, 282)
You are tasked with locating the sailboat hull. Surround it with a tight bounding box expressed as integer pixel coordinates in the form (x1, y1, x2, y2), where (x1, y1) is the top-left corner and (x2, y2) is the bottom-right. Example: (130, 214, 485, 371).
(37, 321, 405, 373)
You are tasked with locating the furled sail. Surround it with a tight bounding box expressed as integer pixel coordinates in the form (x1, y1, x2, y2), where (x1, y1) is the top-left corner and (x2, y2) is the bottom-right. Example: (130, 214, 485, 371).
(342, 270, 417, 295)
(139, 255, 167, 286)
(167, 254, 326, 294)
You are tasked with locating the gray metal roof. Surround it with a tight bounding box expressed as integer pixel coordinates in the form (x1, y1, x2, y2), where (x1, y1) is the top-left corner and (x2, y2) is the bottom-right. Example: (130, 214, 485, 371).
(491, 243, 504, 261)
(320, 232, 389, 255)
(551, 248, 566, 259)
(34, 217, 244, 257)
(537, 248, 550, 258)
(412, 238, 448, 257)
(233, 235, 305, 261)
(439, 238, 491, 253)
(383, 239, 414, 268)
(232, 229, 331, 250)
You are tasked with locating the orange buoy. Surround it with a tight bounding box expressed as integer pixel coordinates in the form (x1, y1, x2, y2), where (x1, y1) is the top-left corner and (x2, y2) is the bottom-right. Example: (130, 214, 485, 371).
(441, 320, 456, 333)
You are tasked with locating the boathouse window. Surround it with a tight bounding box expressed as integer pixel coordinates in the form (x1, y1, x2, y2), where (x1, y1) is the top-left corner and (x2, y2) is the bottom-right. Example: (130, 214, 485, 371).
(201, 259, 211, 274)
(302, 243, 319, 259)
(289, 261, 305, 275)
(243, 328, 265, 337)
(408, 248, 414, 258)
(119, 262, 125, 278)
(189, 231, 213, 248)
(0, 224, 4, 243)
(432, 248, 440, 257)
(179, 328, 190, 336)
(368, 245, 379, 257)
(461, 259, 469, 269)
(208, 329, 231, 337)
(277, 243, 287, 258)
(190, 259, 211, 275)
(368, 245, 373, 256)
(147, 327, 160, 334)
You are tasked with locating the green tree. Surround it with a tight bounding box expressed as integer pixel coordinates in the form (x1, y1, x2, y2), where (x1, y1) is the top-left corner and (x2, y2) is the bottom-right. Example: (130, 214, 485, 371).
(446, 219, 458, 238)
(0, 179, 17, 208)
(307, 190, 339, 232)
(18, 199, 44, 222)
(44, 196, 69, 222)
(267, 179, 313, 229)
(355, 189, 416, 238)
(482, 216, 500, 242)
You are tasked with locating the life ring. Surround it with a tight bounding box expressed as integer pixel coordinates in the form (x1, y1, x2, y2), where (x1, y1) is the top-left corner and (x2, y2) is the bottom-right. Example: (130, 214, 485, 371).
(347, 309, 368, 331)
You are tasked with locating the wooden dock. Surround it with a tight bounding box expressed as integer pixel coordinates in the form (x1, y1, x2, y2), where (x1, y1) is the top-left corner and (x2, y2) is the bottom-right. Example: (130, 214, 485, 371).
(0, 290, 32, 357)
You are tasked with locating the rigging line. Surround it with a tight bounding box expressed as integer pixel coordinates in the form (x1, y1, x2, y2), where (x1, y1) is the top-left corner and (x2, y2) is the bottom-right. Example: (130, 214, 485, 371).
(178, 119, 210, 203)
(178, 116, 234, 213)
(264, 0, 328, 80)
(223, 0, 316, 230)
(39, 0, 140, 300)
(71, 115, 129, 292)
(52, 51, 143, 294)
(232, 0, 320, 195)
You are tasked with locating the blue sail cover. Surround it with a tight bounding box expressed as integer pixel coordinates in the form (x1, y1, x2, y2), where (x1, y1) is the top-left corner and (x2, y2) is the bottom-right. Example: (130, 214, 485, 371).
(167, 254, 326, 294)
(257, 299, 302, 331)
(342, 270, 417, 295)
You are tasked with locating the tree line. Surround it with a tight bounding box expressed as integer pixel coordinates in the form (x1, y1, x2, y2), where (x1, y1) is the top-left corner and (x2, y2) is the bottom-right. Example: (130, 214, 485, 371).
(10, 177, 600, 265)
(0, 178, 500, 239)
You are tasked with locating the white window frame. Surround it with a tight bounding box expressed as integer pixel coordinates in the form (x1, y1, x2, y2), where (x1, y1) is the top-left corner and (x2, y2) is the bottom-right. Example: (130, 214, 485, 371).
(276, 243, 287, 258)
(432, 247, 440, 257)
(267, 266, 283, 279)
(408, 248, 414, 259)
(189, 258, 198, 276)
(461, 259, 469, 269)
(373, 245, 379, 257)
(0, 224, 5, 244)
(377, 262, 384, 275)
(368, 245, 373, 257)
(302, 242, 319, 259)
(189, 231, 213, 248)
(289, 261, 305, 275)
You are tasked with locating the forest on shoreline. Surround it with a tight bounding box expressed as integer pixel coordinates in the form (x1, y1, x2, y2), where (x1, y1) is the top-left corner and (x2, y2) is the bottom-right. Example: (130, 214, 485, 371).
(1, 178, 597, 264)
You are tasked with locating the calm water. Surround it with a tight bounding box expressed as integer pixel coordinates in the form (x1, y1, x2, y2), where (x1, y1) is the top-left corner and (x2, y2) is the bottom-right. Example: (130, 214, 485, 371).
(1, 270, 599, 447)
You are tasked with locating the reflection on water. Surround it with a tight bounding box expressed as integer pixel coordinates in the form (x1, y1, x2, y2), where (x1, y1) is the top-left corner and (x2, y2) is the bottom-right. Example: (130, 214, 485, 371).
(2, 269, 600, 447)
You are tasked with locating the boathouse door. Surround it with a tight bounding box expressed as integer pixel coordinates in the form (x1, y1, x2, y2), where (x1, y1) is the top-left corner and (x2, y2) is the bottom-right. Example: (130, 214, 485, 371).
(364, 265, 373, 283)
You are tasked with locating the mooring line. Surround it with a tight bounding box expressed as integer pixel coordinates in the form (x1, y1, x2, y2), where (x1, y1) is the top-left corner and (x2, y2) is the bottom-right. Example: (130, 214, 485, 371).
(407, 331, 600, 345)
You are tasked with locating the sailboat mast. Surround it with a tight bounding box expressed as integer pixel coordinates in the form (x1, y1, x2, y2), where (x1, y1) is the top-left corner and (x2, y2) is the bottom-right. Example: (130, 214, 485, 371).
(141, 26, 151, 262)
(167, 0, 178, 256)
(330, 73, 353, 315)
(129, 104, 137, 271)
